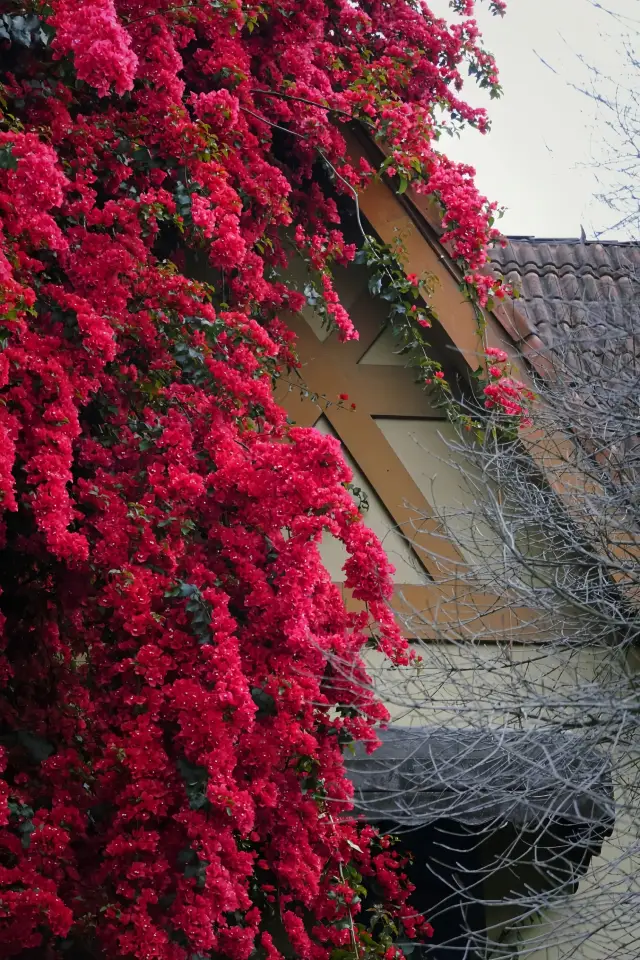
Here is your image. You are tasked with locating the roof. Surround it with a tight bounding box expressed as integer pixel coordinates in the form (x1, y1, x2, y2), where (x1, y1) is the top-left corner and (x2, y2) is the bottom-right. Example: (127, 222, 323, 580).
(347, 726, 615, 831)
(490, 237, 640, 371)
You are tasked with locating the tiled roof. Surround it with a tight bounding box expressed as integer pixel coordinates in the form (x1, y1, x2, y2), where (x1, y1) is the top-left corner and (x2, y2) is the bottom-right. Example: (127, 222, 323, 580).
(490, 237, 640, 372)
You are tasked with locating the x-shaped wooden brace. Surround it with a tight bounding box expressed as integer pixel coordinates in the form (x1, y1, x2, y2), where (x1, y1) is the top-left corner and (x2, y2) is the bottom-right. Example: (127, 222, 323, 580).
(275, 275, 538, 640)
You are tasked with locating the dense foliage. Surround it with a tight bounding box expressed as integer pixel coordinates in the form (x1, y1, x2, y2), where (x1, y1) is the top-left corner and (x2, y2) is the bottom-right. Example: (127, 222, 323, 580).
(0, 1, 506, 957)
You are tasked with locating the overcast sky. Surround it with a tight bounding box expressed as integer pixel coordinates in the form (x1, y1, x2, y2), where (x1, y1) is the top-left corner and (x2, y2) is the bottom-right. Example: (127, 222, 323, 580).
(430, 0, 639, 240)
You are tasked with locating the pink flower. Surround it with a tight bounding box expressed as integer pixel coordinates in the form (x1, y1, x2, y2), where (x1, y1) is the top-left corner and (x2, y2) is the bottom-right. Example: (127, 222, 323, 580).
(0, 2, 509, 955)
(192, 89, 241, 136)
(485, 346, 508, 363)
(50, 0, 138, 97)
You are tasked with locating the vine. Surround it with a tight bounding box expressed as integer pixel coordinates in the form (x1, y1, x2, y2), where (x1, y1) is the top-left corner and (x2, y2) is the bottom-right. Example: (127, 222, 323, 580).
(351, 234, 533, 433)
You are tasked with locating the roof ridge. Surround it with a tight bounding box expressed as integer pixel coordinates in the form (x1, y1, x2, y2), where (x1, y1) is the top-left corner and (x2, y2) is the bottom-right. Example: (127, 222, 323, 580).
(504, 235, 640, 248)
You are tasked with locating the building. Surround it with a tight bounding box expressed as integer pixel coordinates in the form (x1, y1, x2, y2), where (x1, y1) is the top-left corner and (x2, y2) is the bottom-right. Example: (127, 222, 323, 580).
(276, 129, 640, 959)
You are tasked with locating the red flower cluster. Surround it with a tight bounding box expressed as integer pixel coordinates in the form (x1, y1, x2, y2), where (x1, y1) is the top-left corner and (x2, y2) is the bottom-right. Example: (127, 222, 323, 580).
(484, 349, 535, 425)
(0, 1, 506, 957)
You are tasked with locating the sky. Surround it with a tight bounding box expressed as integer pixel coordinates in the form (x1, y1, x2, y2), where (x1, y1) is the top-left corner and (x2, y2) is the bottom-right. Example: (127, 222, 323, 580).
(430, 0, 639, 240)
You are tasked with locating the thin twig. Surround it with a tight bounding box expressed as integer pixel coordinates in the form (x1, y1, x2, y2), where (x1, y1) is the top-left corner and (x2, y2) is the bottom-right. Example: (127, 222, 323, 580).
(250, 88, 376, 129)
(124, 4, 193, 27)
(239, 106, 310, 141)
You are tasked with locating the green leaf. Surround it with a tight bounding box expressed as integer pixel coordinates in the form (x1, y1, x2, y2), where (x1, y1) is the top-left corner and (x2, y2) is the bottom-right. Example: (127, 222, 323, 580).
(368, 273, 383, 296)
(20, 820, 35, 849)
(132, 146, 152, 165)
(357, 929, 377, 947)
(8, 799, 34, 820)
(184, 857, 209, 890)
(0, 143, 18, 171)
(8, 799, 35, 848)
(0, 13, 46, 48)
(177, 847, 197, 865)
(177, 582, 199, 598)
(397, 176, 409, 195)
(264, 535, 279, 563)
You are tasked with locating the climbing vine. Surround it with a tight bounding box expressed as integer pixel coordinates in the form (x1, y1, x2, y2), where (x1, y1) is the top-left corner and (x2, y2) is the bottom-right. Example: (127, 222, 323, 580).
(349, 233, 533, 433)
(0, 1, 508, 958)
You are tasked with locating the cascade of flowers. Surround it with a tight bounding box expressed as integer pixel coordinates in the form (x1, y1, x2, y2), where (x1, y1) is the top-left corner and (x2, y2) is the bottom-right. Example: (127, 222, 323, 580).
(0, 1, 506, 957)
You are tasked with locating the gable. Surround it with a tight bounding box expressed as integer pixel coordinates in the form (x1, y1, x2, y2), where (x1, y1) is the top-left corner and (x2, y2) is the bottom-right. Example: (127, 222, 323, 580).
(277, 256, 538, 640)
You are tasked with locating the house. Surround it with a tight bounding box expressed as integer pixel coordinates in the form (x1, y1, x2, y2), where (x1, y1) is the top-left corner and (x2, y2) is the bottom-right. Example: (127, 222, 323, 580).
(276, 128, 640, 959)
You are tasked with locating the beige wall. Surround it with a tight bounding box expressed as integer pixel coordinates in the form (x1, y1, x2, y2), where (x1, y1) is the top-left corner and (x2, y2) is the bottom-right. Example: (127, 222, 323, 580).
(302, 292, 492, 579)
(313, 416, 426, 585)
(377, 416, 505, 566)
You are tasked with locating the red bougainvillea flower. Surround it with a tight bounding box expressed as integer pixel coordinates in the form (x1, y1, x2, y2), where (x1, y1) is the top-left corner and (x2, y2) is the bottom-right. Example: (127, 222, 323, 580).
(483, 349, 533, 425)
(0, 0, 507, 957)
(485, 346, 509, 363)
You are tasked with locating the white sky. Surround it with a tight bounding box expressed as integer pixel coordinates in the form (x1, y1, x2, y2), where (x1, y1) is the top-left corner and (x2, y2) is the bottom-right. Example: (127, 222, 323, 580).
(430, 0, 639, 239)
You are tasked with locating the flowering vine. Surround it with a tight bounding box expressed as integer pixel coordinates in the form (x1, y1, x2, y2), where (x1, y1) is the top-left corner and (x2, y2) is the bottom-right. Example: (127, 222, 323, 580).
(0, 1, 506, 958)
(482, 347, 535, 427)
(349, 234, 532, 441)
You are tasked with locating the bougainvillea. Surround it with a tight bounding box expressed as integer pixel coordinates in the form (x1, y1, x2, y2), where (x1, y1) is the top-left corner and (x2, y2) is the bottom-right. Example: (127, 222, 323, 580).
(483, 347, 535, 426)
(0, 1, 506, 957)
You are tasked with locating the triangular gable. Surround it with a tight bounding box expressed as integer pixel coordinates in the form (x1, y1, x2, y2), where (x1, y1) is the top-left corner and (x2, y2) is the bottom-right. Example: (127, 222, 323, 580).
(276, 254, 538, 641)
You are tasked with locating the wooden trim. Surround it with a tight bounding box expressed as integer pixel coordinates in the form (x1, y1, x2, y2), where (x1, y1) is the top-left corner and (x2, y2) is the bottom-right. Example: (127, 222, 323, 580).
(275, 267, 548, 633)
(277, 307, 466, 580)
(341, 583, 548, 642)
(279, 157, 621, 635)
(344, 125, 542, 375)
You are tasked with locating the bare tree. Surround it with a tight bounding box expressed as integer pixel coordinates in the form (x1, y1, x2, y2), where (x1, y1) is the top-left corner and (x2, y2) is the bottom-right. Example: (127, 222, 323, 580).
(330, 245, 640, 960)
